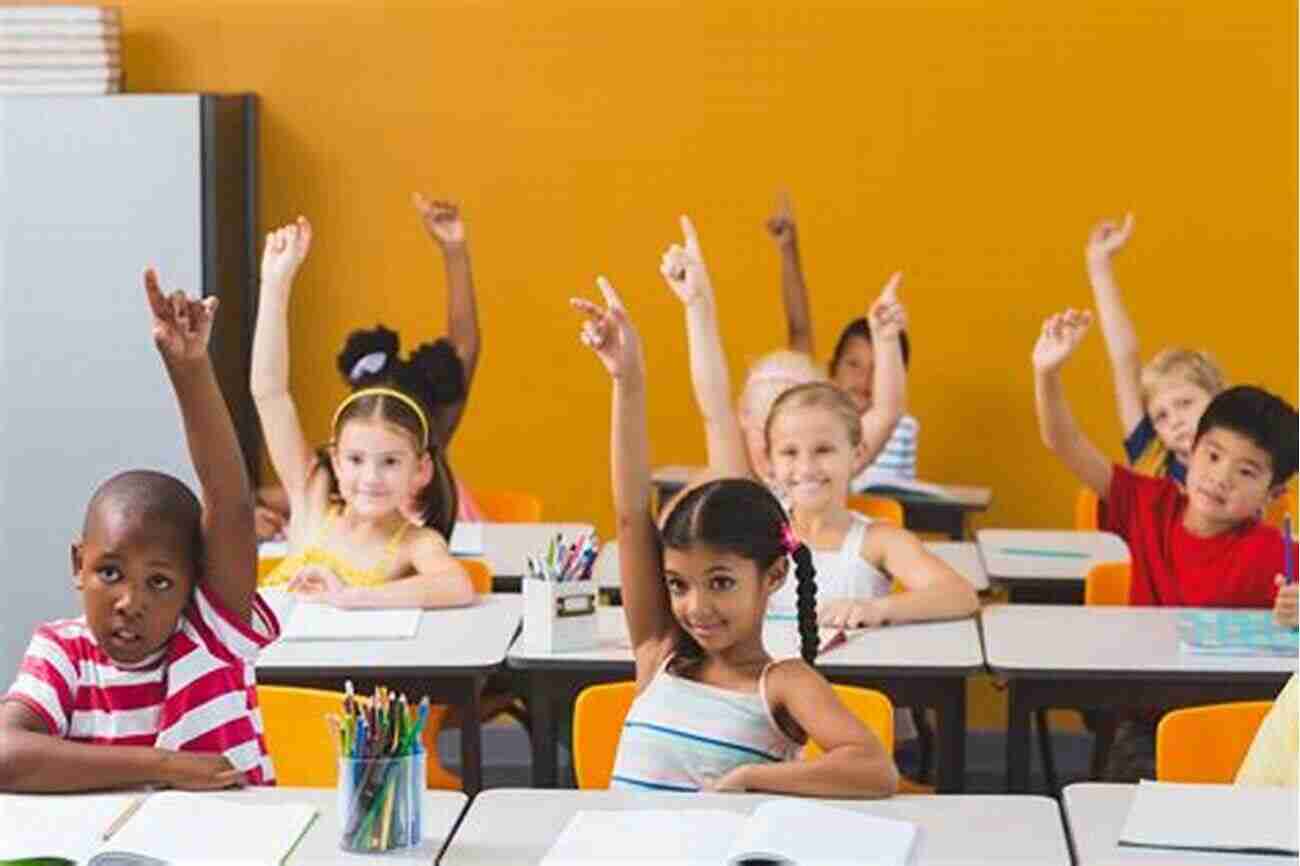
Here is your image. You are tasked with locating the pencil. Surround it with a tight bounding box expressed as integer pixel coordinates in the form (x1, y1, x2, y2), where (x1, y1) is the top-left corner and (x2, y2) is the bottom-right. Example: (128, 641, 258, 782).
(101, 794, 148, 841)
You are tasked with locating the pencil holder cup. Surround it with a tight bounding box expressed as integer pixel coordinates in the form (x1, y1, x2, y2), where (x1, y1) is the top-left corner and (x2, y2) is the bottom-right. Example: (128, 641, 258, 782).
(523, 577, 599, 653)
(337, 752, 425, 852)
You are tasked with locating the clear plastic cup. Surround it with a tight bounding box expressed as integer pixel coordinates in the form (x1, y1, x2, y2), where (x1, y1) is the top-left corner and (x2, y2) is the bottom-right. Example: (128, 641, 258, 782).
(337, 752, 426, 852)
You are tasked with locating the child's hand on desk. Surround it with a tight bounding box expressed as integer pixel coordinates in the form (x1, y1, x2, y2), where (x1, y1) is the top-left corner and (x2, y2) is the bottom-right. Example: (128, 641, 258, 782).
(659, 215, 715, 306)
(260, 217, 312, 289)
(1273, 575, 1298, 628)
(702, 765, 750, 792)
(765, 191, 797, 249)
(413, 194, 466, 249)
(1032, 309, 1093, 374)
(818, 598, 889, 630)
(867, 271, 906, 342)
(571, 277, 643, 382)
(1085, 213, 1134, 267)
(162, 752, 246, 790)
(144, 269, 217, 364)
(288, 566, 349, 606)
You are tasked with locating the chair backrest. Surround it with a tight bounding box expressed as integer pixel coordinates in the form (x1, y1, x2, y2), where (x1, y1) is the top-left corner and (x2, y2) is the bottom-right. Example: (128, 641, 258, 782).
(803, 685, 894, 759)
(461, 558, 493, 594)
(572, 681, 896, 789)
(1156, 701, 1272, 783)
(1084, 561, 1132, 607)
(474, 489, 543, 522)
(573, 681, 637, 789)
(257, 685, 349, 787)
(1074, 487, 1100, 530)
(847, 494, 904, 527)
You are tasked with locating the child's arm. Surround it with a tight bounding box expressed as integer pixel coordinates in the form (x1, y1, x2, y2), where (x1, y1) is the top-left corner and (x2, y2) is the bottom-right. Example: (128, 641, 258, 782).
(819, 526, 979, 629)
(1085, 214, 1146, 436)
(709, 662, 897, 797)
(856, 272, 907, 470)
(1033, 309, 1113, 498)
(146, 270, 257, 623)
(413, 194, 480, 446)
(250, 218, 316, 513)
(0, 701, 243, 793)
(661, 216, 752, 479)
(288, 532, 475, 609)
(766, 192, 814, 356)
(572, 279, 676, 685)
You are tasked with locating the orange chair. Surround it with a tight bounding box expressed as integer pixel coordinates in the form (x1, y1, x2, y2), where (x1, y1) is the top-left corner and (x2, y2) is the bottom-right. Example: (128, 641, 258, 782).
(258, 685, 353, 787)
(461, 558, 492, 594)
(474, 489, 543, 522)
(1074, 488, 1100, 530)
(571, 681, 895, 790)
(847, 495, 904, 527)
(1084, 561, 1132, 607)
(1156, 701, 1272, 783)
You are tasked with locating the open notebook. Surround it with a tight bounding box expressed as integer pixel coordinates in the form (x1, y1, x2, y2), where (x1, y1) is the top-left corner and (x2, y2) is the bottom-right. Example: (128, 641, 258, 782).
(541, 800, 917, 866)
(260, 589, 421, 641)
(0, 791, 317, 865)
(1177, 610, 1300, 657)
(1119, 780, 1298, 856)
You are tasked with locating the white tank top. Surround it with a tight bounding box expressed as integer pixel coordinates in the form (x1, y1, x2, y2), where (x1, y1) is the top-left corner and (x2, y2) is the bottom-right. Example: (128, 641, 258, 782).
(767, 511, 890, 617)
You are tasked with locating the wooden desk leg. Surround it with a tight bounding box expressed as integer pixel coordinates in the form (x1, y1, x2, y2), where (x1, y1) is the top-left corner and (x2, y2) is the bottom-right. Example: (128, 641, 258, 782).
(528, 673, 559, 787)
(1006, 681, 1032, 793)
(460, 675, 485, 795)
(935, 680, 966, 793)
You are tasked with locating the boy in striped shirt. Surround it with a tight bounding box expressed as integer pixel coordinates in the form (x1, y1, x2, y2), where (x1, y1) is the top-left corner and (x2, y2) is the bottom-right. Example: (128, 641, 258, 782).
(0, 270, 280, 791)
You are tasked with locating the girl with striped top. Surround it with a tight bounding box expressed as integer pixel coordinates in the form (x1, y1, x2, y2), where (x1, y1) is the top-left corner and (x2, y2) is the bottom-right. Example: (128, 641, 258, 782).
(1, 270, 279, 791)
(571, 275, 897, 797)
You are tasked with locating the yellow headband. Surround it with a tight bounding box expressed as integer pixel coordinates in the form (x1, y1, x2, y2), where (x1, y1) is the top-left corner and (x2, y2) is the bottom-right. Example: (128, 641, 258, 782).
(331, 387, 430, 449)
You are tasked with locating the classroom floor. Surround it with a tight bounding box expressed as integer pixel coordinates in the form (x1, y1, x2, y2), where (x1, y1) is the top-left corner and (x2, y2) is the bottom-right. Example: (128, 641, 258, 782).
(435, 720, 1099, 795)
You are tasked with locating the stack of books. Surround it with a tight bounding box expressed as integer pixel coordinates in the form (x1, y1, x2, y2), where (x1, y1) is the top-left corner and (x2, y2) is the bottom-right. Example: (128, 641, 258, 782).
(0, 5, 121, 95)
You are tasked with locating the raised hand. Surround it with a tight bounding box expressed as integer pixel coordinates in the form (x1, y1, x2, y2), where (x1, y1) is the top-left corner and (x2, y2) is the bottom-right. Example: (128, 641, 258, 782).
(1032, 309, 1094, 374)
(659, 215, 714, 305)
(260, 216, 312, 288)
(1086, 213, 1135, 265)
(144, 268, 218, 364)
(412, 193, 466, 247)
(765, 191, 797, 248)
(867, 271, 906, 341)
(571, 276, 642, 380)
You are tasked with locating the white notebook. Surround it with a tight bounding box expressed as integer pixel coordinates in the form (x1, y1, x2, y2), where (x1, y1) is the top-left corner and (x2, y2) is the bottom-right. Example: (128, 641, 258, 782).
(449, 520, 485, 556)
(261, 589, 421, 641)
(1119, 779, 1299, 856)
(0, 791, 317, 865)
(542, 800, 918, 866)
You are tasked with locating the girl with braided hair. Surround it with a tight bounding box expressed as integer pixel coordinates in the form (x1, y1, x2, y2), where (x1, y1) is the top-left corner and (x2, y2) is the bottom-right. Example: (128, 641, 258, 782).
(573, 276, 896, 796)
(251, 217, 474, 609)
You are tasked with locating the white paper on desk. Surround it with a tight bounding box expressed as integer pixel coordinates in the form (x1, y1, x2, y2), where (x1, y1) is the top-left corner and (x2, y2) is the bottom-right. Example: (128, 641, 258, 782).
(1119, 780, 1298, 856)
(262, 590, 421, 641)
(541, 809, 739, 866)
(0, 793, 132, 861)
(732, 799, 917, 866)
(449, 520, 485, 556)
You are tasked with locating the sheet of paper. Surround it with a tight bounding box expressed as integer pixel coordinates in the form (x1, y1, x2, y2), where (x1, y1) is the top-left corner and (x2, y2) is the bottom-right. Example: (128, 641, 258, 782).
(540, 809, 742, 866)
(1119, 780, 1298, 855)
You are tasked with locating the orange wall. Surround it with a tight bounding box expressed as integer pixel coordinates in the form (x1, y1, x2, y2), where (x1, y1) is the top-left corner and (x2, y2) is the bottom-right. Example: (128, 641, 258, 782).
(120, 1, 1297, 537)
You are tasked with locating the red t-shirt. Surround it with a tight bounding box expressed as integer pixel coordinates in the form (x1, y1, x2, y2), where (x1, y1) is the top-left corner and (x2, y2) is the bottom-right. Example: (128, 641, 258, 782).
(1100, 465, 1292, 608)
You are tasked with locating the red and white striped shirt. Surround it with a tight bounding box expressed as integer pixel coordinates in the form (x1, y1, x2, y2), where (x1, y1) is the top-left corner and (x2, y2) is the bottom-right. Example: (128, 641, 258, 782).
(4, 584, 280, 784)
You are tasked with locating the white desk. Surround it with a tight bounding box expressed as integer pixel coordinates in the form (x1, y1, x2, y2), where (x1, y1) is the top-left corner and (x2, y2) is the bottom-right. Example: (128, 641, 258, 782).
(1062, 783, 1296, 865)
(926, 541, 990, 591)
(508, 608, 983, 792)
(977, 529, 1130, 603)
(0, 788, 467, 864)
(455, 522, 594, 591)
(983, 604, 1296, 792)
(257, 594, 522, 794)
(439, 789, 1071, 866)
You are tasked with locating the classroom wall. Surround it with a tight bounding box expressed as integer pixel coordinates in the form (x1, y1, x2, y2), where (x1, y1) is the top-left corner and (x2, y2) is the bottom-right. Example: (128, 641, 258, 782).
(118, 1, 1297, 538)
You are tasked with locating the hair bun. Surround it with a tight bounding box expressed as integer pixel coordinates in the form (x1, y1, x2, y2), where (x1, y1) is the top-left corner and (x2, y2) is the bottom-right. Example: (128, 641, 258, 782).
(407, 339, 467, 406)
(337, 325, 400, 386)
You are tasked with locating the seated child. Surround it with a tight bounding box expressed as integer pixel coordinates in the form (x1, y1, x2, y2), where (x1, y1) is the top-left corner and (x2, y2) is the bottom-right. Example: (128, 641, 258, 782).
(1236, 673, 1297, 787)
(252, 217, 474, 609)
(1032, 308, 1298, 780)
(767, 195, 918, 489)
(254, 194, 485, 541)
(573, 276, 898, 796)
(0, 270, 278, 791)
